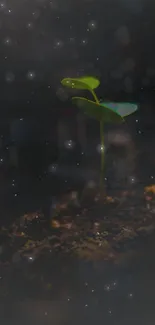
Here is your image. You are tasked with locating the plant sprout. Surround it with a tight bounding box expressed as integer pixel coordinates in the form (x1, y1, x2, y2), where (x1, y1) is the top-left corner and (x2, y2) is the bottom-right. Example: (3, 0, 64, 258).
(61, 76, 138, 189)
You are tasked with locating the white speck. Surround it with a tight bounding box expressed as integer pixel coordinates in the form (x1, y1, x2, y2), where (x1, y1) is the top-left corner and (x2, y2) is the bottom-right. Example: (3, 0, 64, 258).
(27, 22, 33, 29)
(54, 39, 64, 49)
(97, 144, 105, 153)
(0, 3, 5, 9)
(81, 39, 87, 45)
(128, 293, 133, 298)
(104, 284, 110, 292)
(49, 164, 57, 173)
(85, 304, 88, 307)
(88, 20, 97, 31)
(27, 71, 35, 80)
(4, 37, 12, 45)
(64, 139, 75, 149)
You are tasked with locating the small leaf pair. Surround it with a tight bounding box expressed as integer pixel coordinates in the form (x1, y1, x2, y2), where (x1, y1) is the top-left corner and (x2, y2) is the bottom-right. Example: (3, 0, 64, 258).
(61, 76, 138, 189)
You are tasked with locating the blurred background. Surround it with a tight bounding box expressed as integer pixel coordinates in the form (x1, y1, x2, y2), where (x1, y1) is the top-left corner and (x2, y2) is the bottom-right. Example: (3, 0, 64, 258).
(1, 0, 155, 324)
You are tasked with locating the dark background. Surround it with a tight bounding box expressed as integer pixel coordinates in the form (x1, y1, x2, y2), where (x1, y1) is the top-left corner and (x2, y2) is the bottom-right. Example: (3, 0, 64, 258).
(1, 0, 155, 324)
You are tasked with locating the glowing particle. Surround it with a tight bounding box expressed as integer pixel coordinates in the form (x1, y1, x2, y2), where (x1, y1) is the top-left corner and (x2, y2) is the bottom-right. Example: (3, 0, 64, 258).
(129, 176, 136, 184)
(54, 39, 64, 49)
(128, 293, 133, 298)
(97, 144, 105, 153)
(104, 284, 110, 292)
(27, 22, 33, 29)
(49, 164, 57, 173)
(27, 71, 35, 80)
(88, 20, 97, 31)
(64, 140, 75, 149)
(0, 2, 5, 9)
(81, 39, 87, 45)
(4, 37, 12, 45)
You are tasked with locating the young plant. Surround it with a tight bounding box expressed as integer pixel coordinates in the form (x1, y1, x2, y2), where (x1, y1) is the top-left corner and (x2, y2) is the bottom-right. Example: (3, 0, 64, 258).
(61, 76, 138, 189)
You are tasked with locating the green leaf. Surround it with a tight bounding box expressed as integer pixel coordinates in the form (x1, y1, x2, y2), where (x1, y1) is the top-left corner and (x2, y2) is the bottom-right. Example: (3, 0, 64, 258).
(100, 102, 138, 117)
(61, 76, 100, 90)
(72, 97, 124, 123)
(79, 76, 100, 89)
